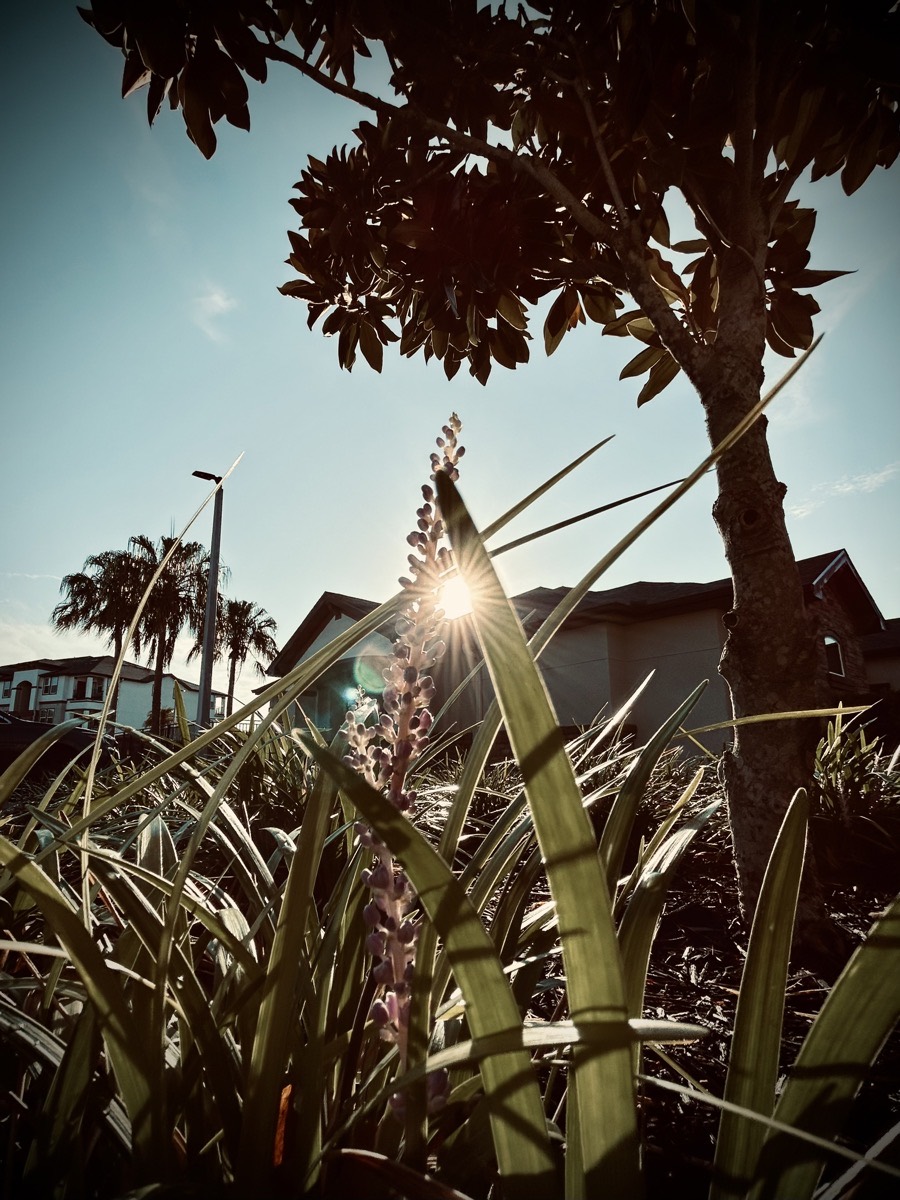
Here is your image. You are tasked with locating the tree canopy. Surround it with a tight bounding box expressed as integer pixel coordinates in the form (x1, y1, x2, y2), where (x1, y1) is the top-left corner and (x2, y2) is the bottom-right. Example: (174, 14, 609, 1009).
(78, 0, 899, 943)
(81, 0, 898, 390)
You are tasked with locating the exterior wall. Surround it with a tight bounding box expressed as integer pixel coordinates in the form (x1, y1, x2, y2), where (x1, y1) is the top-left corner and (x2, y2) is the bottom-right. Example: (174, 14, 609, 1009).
(278, 617, 396, 734)
(298, 615, 361, 663)
(0, 666, 74, 723)
(807, 593, 869, 695)
(434, 609, 731, 750)
(539, 624, 613, 726)
(865, 652, 900, 694)
(610, 610, 731, 748)
(0, 661, 224, 732)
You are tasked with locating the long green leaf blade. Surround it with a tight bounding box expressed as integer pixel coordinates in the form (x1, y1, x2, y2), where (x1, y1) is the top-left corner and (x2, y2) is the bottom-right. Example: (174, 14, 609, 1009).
(711, 789, 809, 1199)
(299, 738, 559, 1200)
(751, 892, 900, 1199)
(0, 835, 161, 1175)
(436, 471, 641, 1200)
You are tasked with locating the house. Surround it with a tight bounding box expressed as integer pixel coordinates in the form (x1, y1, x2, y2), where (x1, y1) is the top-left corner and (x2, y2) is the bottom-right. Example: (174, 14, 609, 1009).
(266, 550, 895, 749)
(0, 655, 227, 732)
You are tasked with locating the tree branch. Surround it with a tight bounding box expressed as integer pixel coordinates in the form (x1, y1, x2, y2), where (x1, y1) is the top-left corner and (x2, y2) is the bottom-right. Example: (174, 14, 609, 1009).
(263, 39, 707, 377)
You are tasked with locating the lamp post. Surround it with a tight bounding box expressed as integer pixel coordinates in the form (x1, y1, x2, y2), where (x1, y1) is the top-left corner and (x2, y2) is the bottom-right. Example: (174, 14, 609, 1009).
(193, 470, 223, 728)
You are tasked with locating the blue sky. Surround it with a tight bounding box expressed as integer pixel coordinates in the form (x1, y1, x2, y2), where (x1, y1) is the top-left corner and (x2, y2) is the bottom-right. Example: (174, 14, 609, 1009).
(2, 4, 898, 708)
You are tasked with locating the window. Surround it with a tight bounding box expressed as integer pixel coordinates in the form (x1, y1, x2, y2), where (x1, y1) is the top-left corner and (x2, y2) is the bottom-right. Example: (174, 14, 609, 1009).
(90, 677, 106, 700)
(74, 678, 87, 700)
(41, 675, 60, 696)
(37, 708, 55, 724)
(824, 635, 845, 677)
(0, 680, 10, 700)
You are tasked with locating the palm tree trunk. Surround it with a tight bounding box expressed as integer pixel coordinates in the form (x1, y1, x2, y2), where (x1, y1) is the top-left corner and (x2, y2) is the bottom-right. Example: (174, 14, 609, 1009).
(151, 630, 166, 736)
(227, 656, 237, 718)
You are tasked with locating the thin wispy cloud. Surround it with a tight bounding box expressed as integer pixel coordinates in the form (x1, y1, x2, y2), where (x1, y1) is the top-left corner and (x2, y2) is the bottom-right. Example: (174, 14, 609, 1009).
(788, 461, 900, 519)
(192, 285, 237, 342)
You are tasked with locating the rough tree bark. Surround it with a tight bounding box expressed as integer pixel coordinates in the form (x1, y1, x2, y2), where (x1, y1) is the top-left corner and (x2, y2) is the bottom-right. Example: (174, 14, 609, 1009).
(691, 246, 841, 963)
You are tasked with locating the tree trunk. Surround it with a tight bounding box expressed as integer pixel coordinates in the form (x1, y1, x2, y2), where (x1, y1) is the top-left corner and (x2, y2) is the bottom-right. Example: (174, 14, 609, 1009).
(696, 249, 846, 970)
(227, 657, 237, 718)
(151, 631, 166, 736)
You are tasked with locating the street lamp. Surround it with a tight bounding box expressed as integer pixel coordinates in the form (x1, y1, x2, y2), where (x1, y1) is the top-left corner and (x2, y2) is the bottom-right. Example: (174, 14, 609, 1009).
(193, 469, 223, 728)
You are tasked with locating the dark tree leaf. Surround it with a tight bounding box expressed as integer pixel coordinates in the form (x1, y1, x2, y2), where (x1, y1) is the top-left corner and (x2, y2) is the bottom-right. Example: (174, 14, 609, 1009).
(765, 318, 798, 359)
(358, 320, 384, 372)
(122, 50, 151, 99)
(619, 345, 665, 380)
(842, 111, 887, 195)
(602, 309, 645, 337)
(781, 268, 854, 289)
(636, 353, 680, 406)
(625, 316, 659, 346)
(671, 238, 709, 254)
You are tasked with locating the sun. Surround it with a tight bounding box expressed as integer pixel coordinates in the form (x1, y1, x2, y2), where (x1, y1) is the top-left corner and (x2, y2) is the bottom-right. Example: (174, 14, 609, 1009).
(438, 573, 474, 620)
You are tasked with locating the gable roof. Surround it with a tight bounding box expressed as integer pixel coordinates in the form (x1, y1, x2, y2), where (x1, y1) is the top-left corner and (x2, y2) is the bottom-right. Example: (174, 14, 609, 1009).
(268, 550, 888, 675)
(267, 592, 380, 677)
(514, 549, 884, 633)
(0, 655, 153, 682)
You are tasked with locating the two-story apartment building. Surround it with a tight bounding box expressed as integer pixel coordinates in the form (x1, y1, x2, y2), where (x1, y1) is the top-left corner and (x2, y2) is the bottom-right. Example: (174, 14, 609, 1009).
(265, 550, 899, 749)
(0, 655, 226, 730)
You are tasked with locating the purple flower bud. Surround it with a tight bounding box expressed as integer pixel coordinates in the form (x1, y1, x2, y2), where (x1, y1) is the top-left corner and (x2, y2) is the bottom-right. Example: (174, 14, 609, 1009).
(368, 863, 391, 890)
(373, 959, 394, 985)
(388, 1093, 406, 1120)
(366, 930, 386, 957)
(399, 919, 418, 944)
(363, 902, 383, 928)
(370, 1000, 391, 1028)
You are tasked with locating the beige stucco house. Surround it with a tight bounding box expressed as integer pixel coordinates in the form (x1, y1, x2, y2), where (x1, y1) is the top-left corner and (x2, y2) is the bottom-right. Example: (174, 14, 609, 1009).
(267, 550, 895, 749)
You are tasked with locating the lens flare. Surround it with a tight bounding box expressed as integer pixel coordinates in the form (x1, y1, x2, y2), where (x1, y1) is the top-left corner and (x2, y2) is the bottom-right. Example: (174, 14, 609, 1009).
(439, 573, 474, 620)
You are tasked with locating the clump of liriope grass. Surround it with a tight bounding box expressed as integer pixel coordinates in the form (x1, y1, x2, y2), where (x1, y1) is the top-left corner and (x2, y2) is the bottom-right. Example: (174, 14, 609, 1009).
(341, 414, 464, 1116)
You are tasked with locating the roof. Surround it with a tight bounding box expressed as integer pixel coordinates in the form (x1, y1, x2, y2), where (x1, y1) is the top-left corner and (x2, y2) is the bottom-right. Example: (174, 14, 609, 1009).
(267, 592, 380, 677)
(0, 655, 224, 695)
(0, 654, 153, 682)
(860, 616, 900, 657)
(269, 550, 888, 675)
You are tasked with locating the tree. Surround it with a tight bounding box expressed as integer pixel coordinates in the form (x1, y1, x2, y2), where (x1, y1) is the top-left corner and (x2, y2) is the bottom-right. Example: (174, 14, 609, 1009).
(52, 548, 144, 715)
(190, 596, 278, 717)
(129, 535, 208, 736)
(79, 1, 899, 946)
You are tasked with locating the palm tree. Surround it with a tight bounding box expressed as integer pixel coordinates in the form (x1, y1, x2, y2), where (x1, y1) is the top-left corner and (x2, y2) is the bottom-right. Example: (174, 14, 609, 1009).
(51, 549, 145, 715)
(191, 598, 278, 717)
(129, 535, 208, 735)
